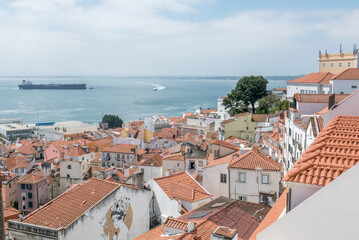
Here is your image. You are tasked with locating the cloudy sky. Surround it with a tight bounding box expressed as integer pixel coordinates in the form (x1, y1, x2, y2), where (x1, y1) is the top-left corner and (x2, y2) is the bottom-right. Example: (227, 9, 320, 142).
(1, 0, 359, 76)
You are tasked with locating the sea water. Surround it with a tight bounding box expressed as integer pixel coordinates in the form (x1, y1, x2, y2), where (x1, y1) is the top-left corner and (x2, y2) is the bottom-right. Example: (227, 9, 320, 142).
(0, 76, 294, 124)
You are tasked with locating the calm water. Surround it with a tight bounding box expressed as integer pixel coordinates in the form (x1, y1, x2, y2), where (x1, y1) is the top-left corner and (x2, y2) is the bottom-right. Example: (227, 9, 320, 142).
(0, 76, 294, 124)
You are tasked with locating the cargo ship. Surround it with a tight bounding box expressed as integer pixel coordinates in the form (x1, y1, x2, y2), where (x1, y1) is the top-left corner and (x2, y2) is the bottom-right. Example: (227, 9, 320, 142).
(18, 80, 87, 90)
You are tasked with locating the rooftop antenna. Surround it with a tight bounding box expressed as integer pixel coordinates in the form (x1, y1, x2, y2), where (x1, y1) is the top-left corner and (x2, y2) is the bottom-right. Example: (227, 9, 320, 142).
(354, 44, 358, 53)
(325, 50, 328, 56)
(340, 43, 343, 54)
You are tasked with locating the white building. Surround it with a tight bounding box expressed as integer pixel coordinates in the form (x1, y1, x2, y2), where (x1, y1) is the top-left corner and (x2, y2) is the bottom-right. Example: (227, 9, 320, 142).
(0, 123, 31, 140)
(203, 140, 249, 198)
(330, 68, 359, 94)
(144, 116, 170, 133)
(287, 73, 332, 99)
(101, 144, 137, 168)
(149, 171, 212, 223)
(228, 148, 280, 206)
(139, 154, 163, 187)
(9, 178, 152, 240)
(217, 97, 231, 121)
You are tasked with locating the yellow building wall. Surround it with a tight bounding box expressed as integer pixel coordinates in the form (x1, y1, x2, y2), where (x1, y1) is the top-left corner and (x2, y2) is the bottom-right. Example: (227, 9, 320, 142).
(223, 114, 257, 141)
(319, 52, 358, 74)
(143, 129, 153, 143)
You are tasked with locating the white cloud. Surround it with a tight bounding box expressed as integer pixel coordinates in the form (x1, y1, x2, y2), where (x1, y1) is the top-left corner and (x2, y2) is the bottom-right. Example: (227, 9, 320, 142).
(0, 0, 358, 75)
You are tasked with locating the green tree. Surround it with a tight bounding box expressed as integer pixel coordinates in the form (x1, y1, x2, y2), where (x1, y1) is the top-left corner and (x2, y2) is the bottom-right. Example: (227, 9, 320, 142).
(257, 95, 290, 114)
(223, 76, 268, 115)
(102, 114, 124, 129)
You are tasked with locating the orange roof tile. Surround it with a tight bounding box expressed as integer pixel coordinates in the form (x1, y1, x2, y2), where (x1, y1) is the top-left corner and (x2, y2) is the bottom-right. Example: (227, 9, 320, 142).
(229, 148, 280, 171)
(102, 144, 137, 154)
(221, 118, 236, 125)
(331, 68, 359, 80)
(154, 172, 211, 203)
(212, 139, 240, 151)
(18, 171, 47, 184)
(288, 72, 333, 84)
(249, 187, 289, 240)
(206, 151, 241, 168)
(294, 93, 350, 103)
(164, 217, 188, 231)
(22, 178, 120, 229)
(140, 153, 163, 167)
(162, 152, 185, 161)
(283, 115, 359, 186)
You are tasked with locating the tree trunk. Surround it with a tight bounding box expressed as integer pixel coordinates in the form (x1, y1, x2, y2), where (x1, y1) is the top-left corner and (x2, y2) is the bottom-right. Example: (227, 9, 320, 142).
(0, 177, 5, 240)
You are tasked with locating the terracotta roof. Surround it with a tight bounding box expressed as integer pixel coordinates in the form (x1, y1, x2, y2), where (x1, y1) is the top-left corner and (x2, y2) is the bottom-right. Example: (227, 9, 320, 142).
(294, 93, 350, 103)
(164, 217, 188, 231)
(251, 114, 268, 122)
(102, 144, 137, 154)
(212, 140, 240, 151)
(287, 72, 333, 84)
(221, 118, 236, 125)
(206, 151, 241, 168)
(249, 187, 289, 240)
(135, 196, 270, 240)
(162, 152, 185, 161)
(22, 178, 120, 229)
(268, 131, 279, 142)
(331, 68, 359, 80)
(137, 148, 147, 156)
(228, 148, 280, 171)
(3, 155, 33, 171)
(140, 153, 163, 167)
(154, 172, 211, 202)
(201, 109, 216, 114)
(213, 226, 237, 239)
(18, 171, 47, 184)
(283, 115, 359, 186)
(293, 119, 308, 129)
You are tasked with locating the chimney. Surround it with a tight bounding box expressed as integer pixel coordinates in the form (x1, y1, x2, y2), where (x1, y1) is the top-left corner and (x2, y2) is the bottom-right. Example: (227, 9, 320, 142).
(211, 226, 238, 240)
(328, 94, 336, 110)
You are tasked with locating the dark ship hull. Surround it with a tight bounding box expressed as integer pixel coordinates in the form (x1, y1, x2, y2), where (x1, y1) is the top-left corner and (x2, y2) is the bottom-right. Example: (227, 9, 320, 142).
(19, 83, 87, 90)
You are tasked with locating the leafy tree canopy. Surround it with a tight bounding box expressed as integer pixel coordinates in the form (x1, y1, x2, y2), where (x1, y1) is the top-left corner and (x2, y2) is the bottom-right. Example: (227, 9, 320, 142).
(257, 94, 290, 114)
(223, 75, 268, 115)
(102, 114, 124, 129)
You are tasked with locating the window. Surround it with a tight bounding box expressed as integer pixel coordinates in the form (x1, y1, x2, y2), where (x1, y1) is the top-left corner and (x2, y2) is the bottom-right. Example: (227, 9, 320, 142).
(330, 62, 334, 68)
(322, 63, 326, 68)
(352, 86, 357, 89)
(339, 62, 343, 67)
(214, 150, 220, 158)
(348, 62, 352, 67)
(220, 173, 227, 183)
(9, 183, 11, 189)
(67, 174, 70, 178)
(67, 165, 72, 169)
(238, 195, 247, 201)
(28, 201, 33, 208)
(239, 172, 246, 183)
(198, 161, 203, 167)
(28, 192, 32, 199)
(189, 161, 195, 170)
(21, 184, 25, 190)
(9, 192, 11, 198)
(262, 174, 269, 184)
(26, 184, 32, 190)
(176, 163, 180, 167)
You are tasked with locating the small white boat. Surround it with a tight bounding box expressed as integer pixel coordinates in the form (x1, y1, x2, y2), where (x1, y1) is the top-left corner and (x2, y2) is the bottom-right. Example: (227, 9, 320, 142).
(153, 87, 158, 91)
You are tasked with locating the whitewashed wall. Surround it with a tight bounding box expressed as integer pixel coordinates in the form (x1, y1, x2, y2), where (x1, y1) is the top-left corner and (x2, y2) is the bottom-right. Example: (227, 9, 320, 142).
(202, 163, 229, 198)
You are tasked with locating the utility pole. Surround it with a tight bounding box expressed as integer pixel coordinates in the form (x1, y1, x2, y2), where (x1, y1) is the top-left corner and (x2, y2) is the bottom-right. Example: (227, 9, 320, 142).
(0, 174, 5, 240)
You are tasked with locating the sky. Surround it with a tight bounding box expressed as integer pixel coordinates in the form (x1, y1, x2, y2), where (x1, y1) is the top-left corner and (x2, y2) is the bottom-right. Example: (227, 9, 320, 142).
(1, 0, 359, 76)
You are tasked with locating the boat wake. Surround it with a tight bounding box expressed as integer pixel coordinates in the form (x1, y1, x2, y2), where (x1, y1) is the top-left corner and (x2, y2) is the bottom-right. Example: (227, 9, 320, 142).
(139, 82, 166, 91)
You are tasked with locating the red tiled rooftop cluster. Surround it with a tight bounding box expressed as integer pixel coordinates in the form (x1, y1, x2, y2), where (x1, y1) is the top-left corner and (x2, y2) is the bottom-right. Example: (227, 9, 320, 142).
(229, 148, 280, 171)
